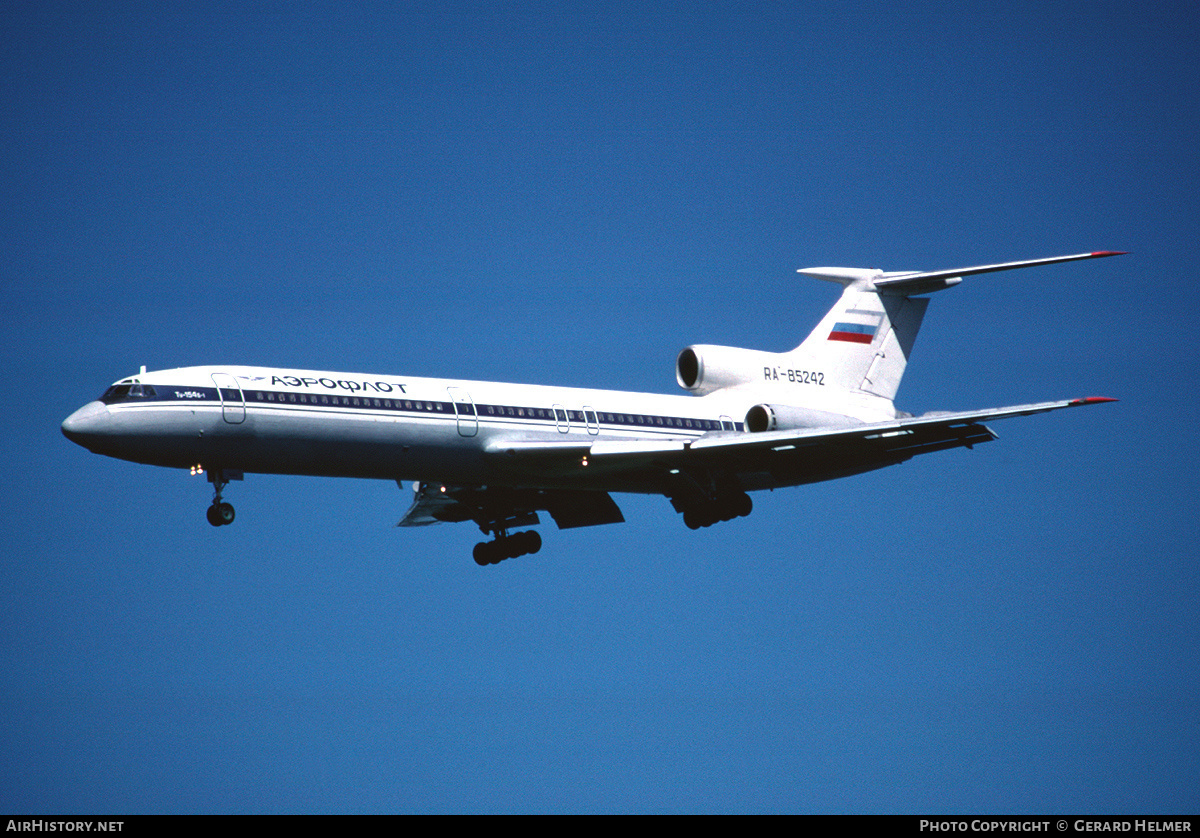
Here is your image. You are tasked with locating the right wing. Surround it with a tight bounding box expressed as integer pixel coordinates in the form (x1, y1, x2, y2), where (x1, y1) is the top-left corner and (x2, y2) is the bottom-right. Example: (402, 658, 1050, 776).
(483, 397, 1117, 486)
(399, 397, 1115, 531)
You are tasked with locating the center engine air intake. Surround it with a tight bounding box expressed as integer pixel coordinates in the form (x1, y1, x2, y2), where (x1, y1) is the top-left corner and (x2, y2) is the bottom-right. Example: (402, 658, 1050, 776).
(675, 345, 782, 396)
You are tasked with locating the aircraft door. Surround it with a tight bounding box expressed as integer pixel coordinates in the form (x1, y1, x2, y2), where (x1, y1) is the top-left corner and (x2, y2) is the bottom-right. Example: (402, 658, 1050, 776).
(211, 372, 246, 424)
(552, 404, 570, 433)
(583, 406, 600, 435)
(447, 387, 478, 437)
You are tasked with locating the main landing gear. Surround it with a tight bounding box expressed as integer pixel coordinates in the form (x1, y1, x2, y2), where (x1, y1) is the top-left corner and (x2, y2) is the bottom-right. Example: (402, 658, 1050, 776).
(667, 470, 754, 530)
(681, 491, 752, 529)
(204, 469, 240, 527)
(473, 529, 542, 566)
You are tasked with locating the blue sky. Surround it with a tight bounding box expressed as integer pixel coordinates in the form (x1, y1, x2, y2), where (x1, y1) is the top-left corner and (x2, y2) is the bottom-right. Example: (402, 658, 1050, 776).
(3, 0, 1198, 813)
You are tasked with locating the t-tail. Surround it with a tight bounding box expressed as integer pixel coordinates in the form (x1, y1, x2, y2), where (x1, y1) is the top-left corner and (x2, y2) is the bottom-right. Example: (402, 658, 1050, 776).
(676, 252, 1125, 414)
(785, 269, 929, 404)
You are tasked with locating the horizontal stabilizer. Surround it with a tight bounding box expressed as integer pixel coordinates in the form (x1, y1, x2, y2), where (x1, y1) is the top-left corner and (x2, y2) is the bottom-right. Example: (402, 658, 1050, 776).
(799, 251, 1126, 295)
(796, 267, 883, 285)
(874, 251, 1126, 295)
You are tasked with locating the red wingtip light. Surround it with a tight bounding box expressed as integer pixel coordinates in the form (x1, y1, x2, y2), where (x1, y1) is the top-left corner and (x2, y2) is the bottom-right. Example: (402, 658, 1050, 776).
(1070, 396, 1119, 405)
(1090, 251, 1128, 257)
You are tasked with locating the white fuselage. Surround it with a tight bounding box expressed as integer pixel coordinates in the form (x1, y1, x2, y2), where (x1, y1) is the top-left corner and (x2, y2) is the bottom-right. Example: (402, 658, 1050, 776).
(63, 364, 804, 494)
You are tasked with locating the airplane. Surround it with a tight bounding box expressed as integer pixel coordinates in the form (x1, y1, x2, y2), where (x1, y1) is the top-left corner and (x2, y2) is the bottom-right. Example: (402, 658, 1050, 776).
(62, 251, 1122, 565)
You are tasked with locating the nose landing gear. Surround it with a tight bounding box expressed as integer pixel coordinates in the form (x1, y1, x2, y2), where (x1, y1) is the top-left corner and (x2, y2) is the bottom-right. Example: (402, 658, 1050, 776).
(203, 469, 242, 527)
(206, 501, 235, 527)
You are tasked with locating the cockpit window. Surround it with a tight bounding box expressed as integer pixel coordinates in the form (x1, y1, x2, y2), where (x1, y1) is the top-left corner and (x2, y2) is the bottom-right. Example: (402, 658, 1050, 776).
(100, 385, 131, 403)
(99, 382, 156, 404)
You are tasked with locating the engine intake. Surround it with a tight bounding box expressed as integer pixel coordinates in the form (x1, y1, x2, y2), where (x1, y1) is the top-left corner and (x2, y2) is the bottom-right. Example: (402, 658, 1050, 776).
(745, 403, 864, 433)
(676, 345, 782, 396)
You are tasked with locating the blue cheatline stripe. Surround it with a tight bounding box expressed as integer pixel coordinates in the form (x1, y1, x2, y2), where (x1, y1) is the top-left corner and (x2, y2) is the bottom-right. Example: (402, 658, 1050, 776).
(101, 384, 744, 432)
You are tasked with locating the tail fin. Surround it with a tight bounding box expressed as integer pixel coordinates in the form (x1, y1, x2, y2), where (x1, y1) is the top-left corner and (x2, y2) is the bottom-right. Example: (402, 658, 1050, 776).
(787, 252, 1125, 404)
(786, 277, 928, 402)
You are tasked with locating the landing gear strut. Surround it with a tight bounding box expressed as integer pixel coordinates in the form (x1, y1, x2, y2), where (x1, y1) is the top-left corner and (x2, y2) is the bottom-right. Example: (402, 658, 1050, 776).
(205, 469, 238, 527)
(473, 529, 542, 566)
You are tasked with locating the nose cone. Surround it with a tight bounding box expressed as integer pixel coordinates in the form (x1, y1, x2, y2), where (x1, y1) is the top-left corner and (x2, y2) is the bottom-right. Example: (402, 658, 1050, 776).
(62, 401, 110, 450)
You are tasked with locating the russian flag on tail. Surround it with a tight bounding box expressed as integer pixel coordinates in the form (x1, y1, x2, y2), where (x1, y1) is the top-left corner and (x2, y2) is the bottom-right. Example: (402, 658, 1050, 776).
(828, 322, 877, 344)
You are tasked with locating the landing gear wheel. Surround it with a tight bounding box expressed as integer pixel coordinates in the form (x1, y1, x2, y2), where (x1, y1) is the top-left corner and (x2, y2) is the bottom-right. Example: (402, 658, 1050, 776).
(680, 491, 751, 530)
(735, 493, 752, 518)
(207, 502, 235, 527)
(473, 541, 496, 566)
(473, 530, 542, 565)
